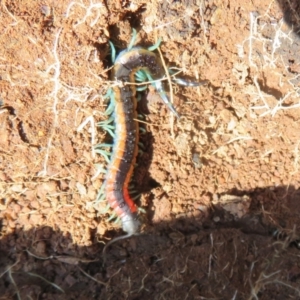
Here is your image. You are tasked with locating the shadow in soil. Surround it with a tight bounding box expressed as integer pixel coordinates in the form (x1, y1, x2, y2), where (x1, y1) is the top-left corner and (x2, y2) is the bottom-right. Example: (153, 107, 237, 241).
(277, 0, 300, 35)
(1, 185, 300, 299)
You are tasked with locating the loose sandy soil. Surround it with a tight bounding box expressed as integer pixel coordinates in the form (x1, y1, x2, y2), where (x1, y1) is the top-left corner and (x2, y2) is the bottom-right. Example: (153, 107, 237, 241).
(1, 0, 300, 299)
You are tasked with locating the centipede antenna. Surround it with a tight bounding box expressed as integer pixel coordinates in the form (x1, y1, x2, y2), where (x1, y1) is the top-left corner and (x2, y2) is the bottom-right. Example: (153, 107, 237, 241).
(172, 77, 209, 87)
(109, 41, 116, 63)
(148, 38, 162, 52)
(168, 67, 209, 87)
(102, 233, 134, 257)
(128, 28, 137, 51)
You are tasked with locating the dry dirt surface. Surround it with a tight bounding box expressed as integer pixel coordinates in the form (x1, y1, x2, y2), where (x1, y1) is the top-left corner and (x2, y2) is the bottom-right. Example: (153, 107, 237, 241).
(1, 0, 300, 299)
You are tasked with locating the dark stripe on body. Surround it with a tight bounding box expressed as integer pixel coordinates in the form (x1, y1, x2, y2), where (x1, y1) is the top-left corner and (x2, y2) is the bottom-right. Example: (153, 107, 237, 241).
(114, 86, 136, 188)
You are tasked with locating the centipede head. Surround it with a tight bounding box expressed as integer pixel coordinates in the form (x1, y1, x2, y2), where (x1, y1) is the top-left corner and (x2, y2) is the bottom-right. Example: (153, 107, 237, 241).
(122, 213, 141, 235)
(102, 213, 141, 258)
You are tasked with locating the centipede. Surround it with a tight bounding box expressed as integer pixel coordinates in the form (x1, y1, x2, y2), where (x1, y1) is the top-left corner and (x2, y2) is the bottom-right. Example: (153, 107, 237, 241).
(96, 30, 207, 250)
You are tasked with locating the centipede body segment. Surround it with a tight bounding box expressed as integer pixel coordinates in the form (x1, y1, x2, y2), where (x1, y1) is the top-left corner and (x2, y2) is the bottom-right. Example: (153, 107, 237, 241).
(103, 48, 168, 235)
(97, 33, 205, 242)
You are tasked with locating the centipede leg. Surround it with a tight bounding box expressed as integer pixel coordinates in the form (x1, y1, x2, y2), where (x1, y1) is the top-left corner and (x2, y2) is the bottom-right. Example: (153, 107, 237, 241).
(109, 41, 116, 63)
(131, 193, 141, 201)
(94, 149, 111, 163)
(137, 114, 145, 120)
(147, 38, 162, 52)
(98, 116, 114, 127)
(96, 187, 106, 202)
(107, 212, 116, 221)
(156, 86, 181, 118)
(135, 69, 148, 81)
(127, 28, 138, 51)
(95, 143, 113, 149)
(99, 203, 111, 213)
(143, 71, 181, 118)
(103, 91, 115, 116)
(136, 85, 148, 92)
